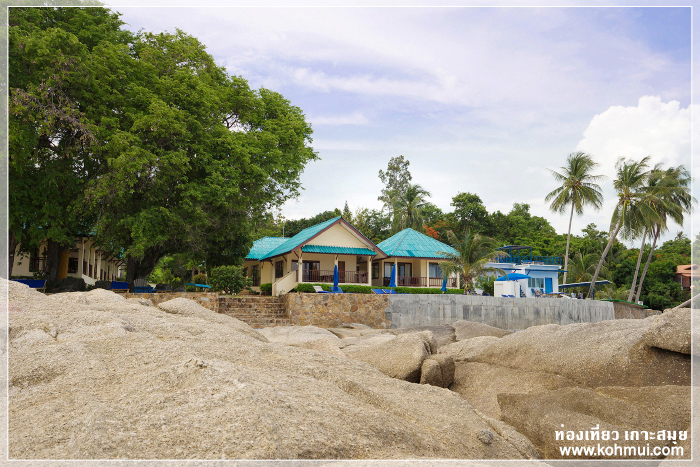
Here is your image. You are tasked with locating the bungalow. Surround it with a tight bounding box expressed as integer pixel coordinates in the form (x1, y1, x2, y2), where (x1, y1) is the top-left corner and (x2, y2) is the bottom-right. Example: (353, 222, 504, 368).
(487, 245, 562, 297)
(375, 228, 461, 289)
(11, 237, 125, 285)
(243, 216, 387, 295)
(674, 264, 698, 290)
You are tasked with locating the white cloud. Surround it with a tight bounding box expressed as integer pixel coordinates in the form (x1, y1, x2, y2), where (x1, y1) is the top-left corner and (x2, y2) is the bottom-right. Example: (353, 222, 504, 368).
(310, 111, 369, 126)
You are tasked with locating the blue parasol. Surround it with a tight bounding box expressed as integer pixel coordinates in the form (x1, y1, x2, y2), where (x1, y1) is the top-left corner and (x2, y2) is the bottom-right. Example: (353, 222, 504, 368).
(333, 264, 339, 288)
(441, 277, 447, 293)
(389, 264, 396, 288)
(495, 273, 530, 281)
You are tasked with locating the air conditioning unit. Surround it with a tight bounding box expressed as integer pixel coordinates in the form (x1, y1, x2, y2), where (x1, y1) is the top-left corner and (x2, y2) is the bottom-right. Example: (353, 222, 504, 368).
(637, 301, 644, 306)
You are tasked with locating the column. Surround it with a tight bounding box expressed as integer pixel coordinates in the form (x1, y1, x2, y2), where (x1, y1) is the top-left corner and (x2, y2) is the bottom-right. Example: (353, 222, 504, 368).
(97, 250, 102, 281)
(424, 259, 429, 288)
(367, 256, 372, 286)
(77, 239, 84, 278)
(270, 260, 275, 283)
(394, 258, 398, 286)
(299, 252, 303, 282)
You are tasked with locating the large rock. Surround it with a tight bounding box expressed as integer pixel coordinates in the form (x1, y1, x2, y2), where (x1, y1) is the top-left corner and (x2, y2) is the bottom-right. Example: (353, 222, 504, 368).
(452, 320, 511, 340)
(450, 362, 578, 420)
(258, 325, 339, 347)
(438, 336, 500, 362)
(298, 337, 346, 358)
(471, 319, 690, 387)
(8, 283, 527, 459)
(342, 333, 430, 382)
(326, 324, 389, 339)
(336, 333, 396, 350)
(391, 325, 456, 349)
(644, 308, 690, 354)
(498, 386, 690, 459)
(419, 354, 455, 388)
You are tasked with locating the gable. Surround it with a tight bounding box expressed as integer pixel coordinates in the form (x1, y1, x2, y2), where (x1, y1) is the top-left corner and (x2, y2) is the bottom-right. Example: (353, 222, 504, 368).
(309, 223, 369, 249)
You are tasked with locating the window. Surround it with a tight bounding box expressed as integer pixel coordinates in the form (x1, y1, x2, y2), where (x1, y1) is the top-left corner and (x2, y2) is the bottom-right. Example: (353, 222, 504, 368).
(275, 261, 284, 279)
(429, 262, 442, 278)
(372, 263, 379, 279)
(291, 260, 298, 271)
(384, 263, 393, 278)
(68, 257, 78, 274)
(251, 265, 260, 286)
(527, 277, 545, 289)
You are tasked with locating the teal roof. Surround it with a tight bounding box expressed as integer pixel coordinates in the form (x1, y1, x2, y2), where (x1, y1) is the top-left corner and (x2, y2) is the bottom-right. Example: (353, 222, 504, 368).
(246, 237, 289, 260)
(378, 228, 458, 259)
(259, 216, 343, 260)
(302, 245, 377, 255)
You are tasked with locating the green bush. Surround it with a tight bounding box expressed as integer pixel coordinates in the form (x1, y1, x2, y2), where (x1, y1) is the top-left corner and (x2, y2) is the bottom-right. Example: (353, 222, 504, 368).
(94, 280, 111, 290)
(259, 283, 272, 295)
(291, 283, 465, 294)
(193, 273, 208, 284)
(47, 277, 86, 293)
(209, 265, 252, 295)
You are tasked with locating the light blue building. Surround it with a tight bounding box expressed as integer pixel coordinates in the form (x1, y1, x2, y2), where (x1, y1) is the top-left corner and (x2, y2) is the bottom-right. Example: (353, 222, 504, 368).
(487, 245, 562, 297)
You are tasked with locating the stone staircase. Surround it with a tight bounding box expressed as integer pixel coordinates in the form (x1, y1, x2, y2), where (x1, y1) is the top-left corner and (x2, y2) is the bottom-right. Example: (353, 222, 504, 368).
(218, 296, 290, 328)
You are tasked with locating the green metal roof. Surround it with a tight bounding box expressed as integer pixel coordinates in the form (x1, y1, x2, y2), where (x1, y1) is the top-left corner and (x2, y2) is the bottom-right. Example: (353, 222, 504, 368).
(378, 228, 458, 259)
(302, 245, 377, 255)
(259, 216, 343, 260)
(246, 237, 289, 260)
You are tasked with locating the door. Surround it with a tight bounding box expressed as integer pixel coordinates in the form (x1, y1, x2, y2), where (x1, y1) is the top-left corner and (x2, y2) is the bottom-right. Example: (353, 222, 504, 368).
(398, 263, 412, 286)
(545, 277, 553, 294)
(303, 261, 320, 282)
(338, 261, 345, 283)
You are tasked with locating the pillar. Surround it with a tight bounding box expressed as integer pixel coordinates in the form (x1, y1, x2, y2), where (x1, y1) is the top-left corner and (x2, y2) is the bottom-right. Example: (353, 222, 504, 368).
(367, 256, 372, 286)
(77, 239, 84, 278)
(298, 252, 303, 282)
(58, 250, 69, 280)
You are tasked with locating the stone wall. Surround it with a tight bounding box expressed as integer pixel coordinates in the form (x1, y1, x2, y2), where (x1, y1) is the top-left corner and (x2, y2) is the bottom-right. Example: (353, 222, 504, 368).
(385, 295, 616, 331)
(283, 293, 390, 328)
(125, 292, 219, 313)
(612, 301, 661, 319)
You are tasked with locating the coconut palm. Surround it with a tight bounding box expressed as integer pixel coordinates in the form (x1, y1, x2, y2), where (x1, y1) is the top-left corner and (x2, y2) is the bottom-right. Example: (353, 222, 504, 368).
(545, 152, 605, 285)
(438, 229, 507, 294)
(633, 165, 694, 302)
(587, 156, 659, 299)
(389, 183, 431, 233)
(566, 251, 597, 283)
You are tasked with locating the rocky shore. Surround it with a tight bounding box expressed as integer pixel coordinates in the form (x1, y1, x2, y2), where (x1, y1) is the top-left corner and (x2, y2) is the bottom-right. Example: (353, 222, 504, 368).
(7, 280, 692, 461)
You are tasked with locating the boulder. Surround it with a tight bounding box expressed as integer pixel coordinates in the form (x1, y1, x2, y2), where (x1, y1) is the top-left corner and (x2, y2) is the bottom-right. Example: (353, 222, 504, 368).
(337, 333, 396, 350)
(327, 325, 388, 339)
(450, 362, 579, 420)
(419, 354, 454, 388)
(298, 338, 346, 358)
(471, 319, 690, 387)
(474, 409, 541, 459)
(391, 325, 456, 349)
(438, 336, 500, 362)
(258, 325, 340, 347)
(498, 386, 690, 459)
(644, 308, 690, 354)
(8, 282, 528, 459)
(342, 333, 430, 382)
(452, 320, 511, 340)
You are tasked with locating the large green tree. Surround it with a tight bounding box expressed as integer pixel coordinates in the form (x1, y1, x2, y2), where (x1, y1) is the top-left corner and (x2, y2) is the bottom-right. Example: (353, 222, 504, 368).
(545, 152, 605, 285)
(378, 155, 412, 211)
(438, 230, 506, 294)
(389, 182, 431, 233)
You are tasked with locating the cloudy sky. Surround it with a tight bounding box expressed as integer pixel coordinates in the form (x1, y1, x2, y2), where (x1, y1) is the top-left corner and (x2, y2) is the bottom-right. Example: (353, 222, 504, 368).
(105, 1, 694, 246)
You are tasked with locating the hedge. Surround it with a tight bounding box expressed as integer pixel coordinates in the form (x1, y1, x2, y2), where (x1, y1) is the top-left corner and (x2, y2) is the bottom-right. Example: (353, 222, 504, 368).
(292, 283, 466, 295)
(259, 283, 272, 295)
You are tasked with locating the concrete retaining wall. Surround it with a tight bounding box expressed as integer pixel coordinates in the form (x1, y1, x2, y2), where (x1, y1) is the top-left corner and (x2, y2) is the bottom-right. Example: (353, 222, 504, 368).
(385, 295, 616, 331)
(125, 292, 219, 313)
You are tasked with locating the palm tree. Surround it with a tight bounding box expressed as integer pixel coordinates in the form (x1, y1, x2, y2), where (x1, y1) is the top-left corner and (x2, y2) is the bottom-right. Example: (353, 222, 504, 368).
(545, 152, 605, 285)
(566, 251, 597, 283)
(633, 165, 694, 302)
(438, 229, 507, 294)
(389, 183, 431, 233)
(587, 156, 659, 299)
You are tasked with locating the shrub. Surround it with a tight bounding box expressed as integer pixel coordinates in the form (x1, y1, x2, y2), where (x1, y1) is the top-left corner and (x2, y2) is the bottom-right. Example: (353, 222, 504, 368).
(291, 283, 465, 294)
(259, 283, 272, 295)
(209, 265, 252, 295)
(94, 280, 111, 290)
(193, 273, 208, 284)
(47, 277, 86, 293)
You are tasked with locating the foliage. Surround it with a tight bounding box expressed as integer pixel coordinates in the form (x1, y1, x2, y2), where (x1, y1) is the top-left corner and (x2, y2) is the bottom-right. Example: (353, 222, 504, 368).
(94, 280, 111, 290)
(475, 275, 495, 296)
(209, 266, 251, 294)
(46, 277, 86, 293)
(438, 230, 507, 293)
(450, 192, 489, 235)
(259, 283, 273, 295)
(193, 273, 208, 284)
(292, 283, 464, 294)
(283, 210, 341, 238)
(352, 208, 392, 243)
(388, 183, 431, 233)
(378, 155, 412, 210)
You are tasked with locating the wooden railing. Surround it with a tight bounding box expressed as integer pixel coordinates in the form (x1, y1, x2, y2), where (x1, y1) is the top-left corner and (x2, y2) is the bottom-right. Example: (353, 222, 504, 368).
(302, 270, 368, 284)
(29, 257, 47, 272)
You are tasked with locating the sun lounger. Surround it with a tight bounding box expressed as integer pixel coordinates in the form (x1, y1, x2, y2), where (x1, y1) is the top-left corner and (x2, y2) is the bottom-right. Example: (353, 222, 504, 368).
(110, 281, 129, 293)
(371, 289, 385, 294)
(312, 285, 330, 293)
(383, 289, 398, 294)
(133, 278, 153, 293)
(11, 279, 46, 293)
(186, 283, 211, 291)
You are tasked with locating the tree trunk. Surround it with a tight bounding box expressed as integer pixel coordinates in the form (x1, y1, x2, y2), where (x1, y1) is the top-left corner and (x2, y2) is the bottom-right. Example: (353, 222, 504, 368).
(563, 202, 575, 285)
(627, 229, 647, 302)
(8, 231, 19, 278)
(126, 247, 164, 288)
(587, 222, 622, 299)
(635, 226, 659, 303)
(45, 239, 62, 284)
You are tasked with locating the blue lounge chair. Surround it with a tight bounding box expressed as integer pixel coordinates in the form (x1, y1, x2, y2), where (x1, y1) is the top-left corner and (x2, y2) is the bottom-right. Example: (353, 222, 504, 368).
(110, 281, 129, 293)
(330, 286, 343, 293)
(371, 289, 385, 294)
(186, 283, 211, 291)
(383, 289, 398, 294)
(11, 279, 46, 293)
(133, 278, 153, 294)
(312, 285, 330, 294)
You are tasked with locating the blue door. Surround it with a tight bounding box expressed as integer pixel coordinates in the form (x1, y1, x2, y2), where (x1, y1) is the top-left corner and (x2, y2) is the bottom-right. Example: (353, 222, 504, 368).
(545, 277, 553, 294)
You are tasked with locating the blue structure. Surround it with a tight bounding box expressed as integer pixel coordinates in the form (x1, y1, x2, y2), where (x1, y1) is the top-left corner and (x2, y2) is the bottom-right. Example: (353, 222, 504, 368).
(487, 245, 562, 298)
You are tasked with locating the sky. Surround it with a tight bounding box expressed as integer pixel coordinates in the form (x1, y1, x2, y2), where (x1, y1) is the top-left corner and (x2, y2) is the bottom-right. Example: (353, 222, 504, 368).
(103, 1, 694, 247)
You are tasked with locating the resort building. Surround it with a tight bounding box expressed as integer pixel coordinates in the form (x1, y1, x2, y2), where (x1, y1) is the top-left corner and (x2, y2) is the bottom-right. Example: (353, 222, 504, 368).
(674, 264, 698, 290)
(243, 217, 387, 295)
(375, 228, 461, 289)
(11, 237, 125, 285)
(487, 245, 562, 297)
